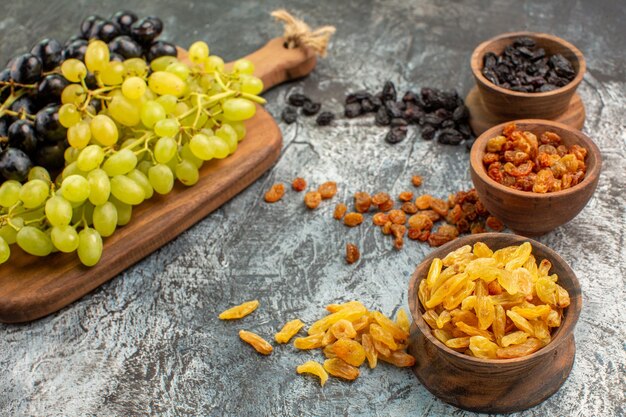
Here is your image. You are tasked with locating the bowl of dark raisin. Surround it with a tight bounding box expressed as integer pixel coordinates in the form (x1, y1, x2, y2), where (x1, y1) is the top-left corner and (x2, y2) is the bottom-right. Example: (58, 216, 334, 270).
(469, 119, 601, 236)
(470, 32, 585, 120)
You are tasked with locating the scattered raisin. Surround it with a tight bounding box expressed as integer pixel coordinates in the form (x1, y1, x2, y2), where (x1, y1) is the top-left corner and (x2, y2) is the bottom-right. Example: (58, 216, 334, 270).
(398, 191, 414, 202)
(239, 330, 273, 355)
(316, 111, 335, 126)
(302, 101, 321, 116)
(382, 221, 392, 235)
(427, 224, 459, 247)
(414, 194, 432, 210)
(304, 191, 322, 209)
(420, 209, 441, 222)
(388, 209, 406, 225)
(291, 177, 306, 192)
(344, 212, 364, 227)
(486, 216, 505, 231)
(346, 243, 360, 264)
(372, 212, 389, 226)
(354, 192, 372, 213)
(378, 199, 394, 212)
(334, 203, 348, 220)
(288, 93, 311, 107)
(401, 202, 418, 214)
(345, 102, 362, 118)
(264, 183, 285, 203)
(385, 126, 408, 144)
(281, 107, 298, 124)
(430, 198, 449, 217)
(318, 181, 338, 199)
(411, 175, 423, 187)
(372, 192, 391, 207)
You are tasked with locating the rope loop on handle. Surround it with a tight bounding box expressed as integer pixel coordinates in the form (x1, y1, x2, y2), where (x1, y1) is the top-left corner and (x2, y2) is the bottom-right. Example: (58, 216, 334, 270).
(271, 9, 336, 57)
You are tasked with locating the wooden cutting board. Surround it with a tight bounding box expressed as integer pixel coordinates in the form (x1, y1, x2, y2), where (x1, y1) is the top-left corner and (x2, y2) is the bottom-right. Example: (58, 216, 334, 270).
(0, 38, 317, 323)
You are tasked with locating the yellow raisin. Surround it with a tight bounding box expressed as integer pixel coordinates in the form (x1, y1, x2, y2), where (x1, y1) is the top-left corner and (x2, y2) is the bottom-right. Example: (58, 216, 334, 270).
(219, 300, 259, 320)
(496, 337, 543, 358)
(297, 361, 329, 386)
(322, 328, 337, 346)
(323, 343, 337, 358)
(294, 334, 324, 350)
(506, 310, 535, 336)
(445, 336, 471, 349)
(333, 339, 366, 367)
(239, 330, 273, 355)
(469, 335, 498, 359)
(308, 302, 367, 335)
(379, 351, 416, 367)
(330, 319, 357, 339)
(275, 319, 305, 344)
(323, 358, 359, 381)
(371, 311, 409, 342)
(455, 321, 495, 341)
(369, 323, 398, 350)
(501, 331, 529, 347)
(395, 308, 410, 335)
(361, 334, 378, 369)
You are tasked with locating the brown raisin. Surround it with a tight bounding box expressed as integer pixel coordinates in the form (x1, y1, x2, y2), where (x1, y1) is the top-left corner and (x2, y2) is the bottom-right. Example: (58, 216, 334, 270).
(372, 192, 391, 206)
(346, 243, 360, 264)
(420, 210, 441, 222)
(427, 224, 459, 247)
(304, 191, 322, 209)
(394, 236, 404, 250)
(354, 192, 372, 213)
(398, 191, 414, 202)
(475, 200, 488, 216)
(333, 203, 347, 220)
(412, 175, 423, 187)
(456, 219, 470, 233)
(378, 199, 394, 212)
(344, 212, 364, 227)
(382, 221, 392, 235)
(372, 212, 389, 226)
(408, 228, 429, 241)
(390, 223, 406, 238)
(408, 214, 433, 231)
(470, 222, 486, 234)
(388, 209, 406, 225)
(486, 216, 505, 231)
(482, 152, 500, 165)
(540, 131, 562, 145)
(291, 177, 306, 192)
(430, 198, 449, 217)
(414, 194, 432, 210)
(264, 183, 285, 203)
(446, 204, 463, 224)
(318, 181, 338, 199)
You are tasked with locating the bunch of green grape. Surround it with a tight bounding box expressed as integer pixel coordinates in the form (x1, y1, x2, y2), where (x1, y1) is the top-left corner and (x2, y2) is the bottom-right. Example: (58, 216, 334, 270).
(0, 40, 264, 266)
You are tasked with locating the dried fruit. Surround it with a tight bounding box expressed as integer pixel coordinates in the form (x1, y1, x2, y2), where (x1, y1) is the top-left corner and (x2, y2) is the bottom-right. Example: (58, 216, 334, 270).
(401, 202, 418, 214)
(345, 243, 360, 264)
(379, 350, 416, 367)
(372, 192, 391, 207)
(333, 339, 367, 367)
(264, 183, 285, 203)
(372, 212, 389, 226)
(412, 175, 423, 187)
(343, 212, 364, 227)
(275, 319, 305, 344)
(354, 192, 372, 213)
(398, 191, 414, 202)
(239, 330, 273, 355)
(304, 191, 322, 209)
(330, 319, 357, 339)
(294, 334, 324, 350)
(323, 358, 360, 380)
(281, 106, 298, 124)
(318, 181, 337, 199)
(302, 100, 321, 116)
(219, 300, 259, 320)
(291, 177, 306, 192)
(288, 93, 311, 107)
(316, 111, 335, 126)
(361, 334, 378, 368)
(486, 216, 505, 231)
(297, 360, 329, 386)
(388, 209, 407, 225)
(333, 203, 347, 220)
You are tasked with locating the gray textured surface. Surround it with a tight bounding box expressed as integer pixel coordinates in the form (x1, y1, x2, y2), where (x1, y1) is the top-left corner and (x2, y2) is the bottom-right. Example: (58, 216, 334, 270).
(0, 0, 625, 416)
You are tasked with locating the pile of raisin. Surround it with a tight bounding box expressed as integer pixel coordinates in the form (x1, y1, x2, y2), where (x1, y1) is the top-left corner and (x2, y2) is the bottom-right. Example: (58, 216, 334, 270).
(343, 82, 472, 146)
(482, 37, 576, 93)
(281, 92, 335, 126)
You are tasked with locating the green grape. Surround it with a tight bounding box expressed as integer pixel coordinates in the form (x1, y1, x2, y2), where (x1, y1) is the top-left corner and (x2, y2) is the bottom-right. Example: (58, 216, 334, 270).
(92, 202, 117, 237)
(90, 115, 119, 146)
(77, 144, 105, 172)
(17, 226, 53, 257)
(110, 196, 132, 226)
(204, 55, 224, 72)
(19, 179, 49, 208)
(180, 143, 203, 168)
(58, 103, 82, 128)
(61, 175, 90, 203)
(155, 94, 177, 114)
(148, 164, 174, 195)
(61, 161, 87, 180)
(137, 160, 152, 176)
(230, 121, 246, 141)
(61, 59, 87, 82)
(166, 62, 190, 81)
(0, 180, 22, 207)
(123, 58, 148, 77)
(67, 121, 92, 149)
(240, 74, 263, 95)
(61, 84, 86, 106)
(189, 133, 213, 160)
(222, 98, 256, 121)
(0, 236, 9, 264)
(175, 159, 199, 186)
(110, 175, 145, 205)
(122, 76, 147, 100)
(28, 167, 51, 183)
(127, 169, 153, 200)
(189, 41, 210, 63)
(102, 148, 138, 176)
(85, 40, 110, 73)
(233, 59, 255, 75)
(108, 95, 141, 127)
(181, 109, 207, 129)
(0, 217, 23, 244)
(148, 71, 186, 97)
(154, 136, 177, 164)
(140, 100, 166, 128)
(45, 195, 73, 227)
(208, 136, 230, 159)
(101, 61, 125, 85)
(19, 207, 45, 222)
(64, 146, 80, 163)
(172, 101, 189, 117)
(77, 227, 102, 266)
(51, 225, 79, 253)
(150, 56, 178, 72)
(154, 118, 179, 137)
(216, 124, 238, 154)
(87, 169, 111, 206)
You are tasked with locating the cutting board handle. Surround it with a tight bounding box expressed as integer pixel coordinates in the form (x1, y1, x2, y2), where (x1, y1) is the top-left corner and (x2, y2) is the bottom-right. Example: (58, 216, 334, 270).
(234, 37, 317, 93)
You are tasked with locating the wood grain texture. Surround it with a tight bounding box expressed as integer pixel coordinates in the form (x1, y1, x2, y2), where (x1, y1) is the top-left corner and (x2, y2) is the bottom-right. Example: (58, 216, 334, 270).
(0, 38, 317, 323)
(407, 233, 582, 413)
(469, 120, 602, 236)
(469, 32, 586, 121)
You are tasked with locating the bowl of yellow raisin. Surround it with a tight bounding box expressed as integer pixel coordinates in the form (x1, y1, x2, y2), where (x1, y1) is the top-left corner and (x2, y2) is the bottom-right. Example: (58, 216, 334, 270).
(407, 233, 581, 413)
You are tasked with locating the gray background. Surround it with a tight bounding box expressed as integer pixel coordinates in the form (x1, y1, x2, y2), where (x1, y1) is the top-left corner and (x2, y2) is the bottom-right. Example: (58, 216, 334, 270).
(1, 0, 625, 416)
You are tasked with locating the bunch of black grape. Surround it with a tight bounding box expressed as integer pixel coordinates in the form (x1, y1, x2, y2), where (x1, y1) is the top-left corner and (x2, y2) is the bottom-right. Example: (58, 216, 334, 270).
(0, 11, 176, 183)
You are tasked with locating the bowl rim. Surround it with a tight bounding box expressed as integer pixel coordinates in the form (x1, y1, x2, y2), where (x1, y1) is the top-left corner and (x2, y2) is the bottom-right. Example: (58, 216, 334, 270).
(408, 232, 582, 365)
(470, 31, 586, 98)
(469, 119, 602, 199)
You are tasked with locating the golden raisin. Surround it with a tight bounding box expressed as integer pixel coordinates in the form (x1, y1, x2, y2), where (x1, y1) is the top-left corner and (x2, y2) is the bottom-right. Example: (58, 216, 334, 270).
(297, 361, 328, 386)
(333, 203, 347, 220)
(318, 181, 337, 199)
(219, 300, 259, 320)
(372, 192, 391, 206)
(330, 319, 357, 339)
(323, 358, 360, 380)
(361, 334, 378, 369)
(430, 198, 449, 217)
(372, 212, 389, 226)
(398, 191, 414, 202)
(401, 202, 418, 214)
(294, 334, 324, 350)
(346, 243, 360, 264)
(333, 339, 366, 367)
(239, 330, 273, 355)
(344, 212, 364, 227)
(275, 319, 305, 344)
(388, 209, 406, 225)
(420, 209, 441, 222)
(304, 191, 322, 209)
(412, 175, 423, 187)
(379, 351, 416, 367)
(378, 199, 394, 212)
(381, 221, 393, 235)
(414, 194, 432, 210)
(390, 224, 406, 239)
(291, 177, 306, 192)
(408, 214, 433, 231)
(354, 192, 372, 213)
(264, 183, 285, 203)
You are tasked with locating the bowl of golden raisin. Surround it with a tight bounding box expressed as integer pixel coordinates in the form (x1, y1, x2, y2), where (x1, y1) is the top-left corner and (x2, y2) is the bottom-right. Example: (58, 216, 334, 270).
(407, 233, 581, 413)
(469, 120, 601, 236)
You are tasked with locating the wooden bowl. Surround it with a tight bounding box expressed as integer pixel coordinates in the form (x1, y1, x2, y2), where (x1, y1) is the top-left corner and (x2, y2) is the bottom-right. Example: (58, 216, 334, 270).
(469, 119, 601, 236)
(407, 233, 582, 413)
(470, 32, 585, 120)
